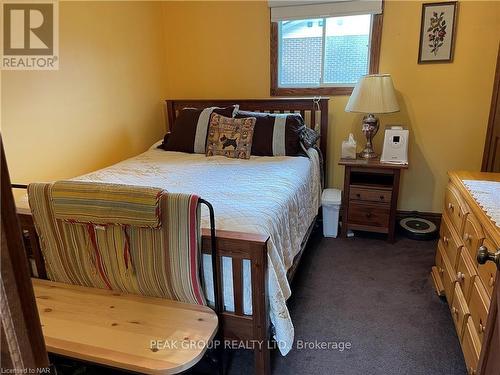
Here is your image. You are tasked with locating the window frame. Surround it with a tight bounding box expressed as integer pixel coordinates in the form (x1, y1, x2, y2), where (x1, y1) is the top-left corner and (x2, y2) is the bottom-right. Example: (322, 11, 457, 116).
(270, 13, 383, 96)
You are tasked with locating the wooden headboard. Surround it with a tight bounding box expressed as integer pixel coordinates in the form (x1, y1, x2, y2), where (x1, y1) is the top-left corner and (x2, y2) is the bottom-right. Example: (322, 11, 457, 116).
(164, 97, 330, 161)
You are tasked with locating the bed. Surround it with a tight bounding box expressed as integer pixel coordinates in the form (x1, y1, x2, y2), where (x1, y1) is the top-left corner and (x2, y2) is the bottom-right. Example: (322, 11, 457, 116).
(17, 98, 329, 374)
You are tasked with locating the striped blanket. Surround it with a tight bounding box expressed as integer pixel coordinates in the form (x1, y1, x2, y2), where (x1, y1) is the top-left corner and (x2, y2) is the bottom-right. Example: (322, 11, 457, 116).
(28, 181, 205, 305)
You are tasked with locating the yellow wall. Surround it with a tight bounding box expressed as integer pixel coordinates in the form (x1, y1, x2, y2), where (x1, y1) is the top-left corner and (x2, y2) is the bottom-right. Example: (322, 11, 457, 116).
(2, 1, 499, 213)
(1, 1, 166, 186)
(162, 1, 270, 98)
(161, 0, 500, 212)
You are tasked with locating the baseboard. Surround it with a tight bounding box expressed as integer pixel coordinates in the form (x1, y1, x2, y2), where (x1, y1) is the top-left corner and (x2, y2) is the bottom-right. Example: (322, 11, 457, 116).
(396, 210, 442, 229)
(324, 207, 442, 230)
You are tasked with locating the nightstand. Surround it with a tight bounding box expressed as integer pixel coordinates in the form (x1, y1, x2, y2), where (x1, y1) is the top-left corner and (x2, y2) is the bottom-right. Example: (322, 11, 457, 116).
(338, 158, 408, 242)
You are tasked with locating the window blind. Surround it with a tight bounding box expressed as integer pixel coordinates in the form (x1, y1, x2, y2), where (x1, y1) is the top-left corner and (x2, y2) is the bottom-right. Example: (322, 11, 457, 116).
(269, 0, 383, 22)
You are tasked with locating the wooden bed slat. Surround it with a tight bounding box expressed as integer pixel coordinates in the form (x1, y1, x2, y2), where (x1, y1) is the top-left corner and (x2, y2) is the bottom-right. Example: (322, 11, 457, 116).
(315, 110, 321, 132)
(232, 258, 244, 316)
(304, 110, 311, 128)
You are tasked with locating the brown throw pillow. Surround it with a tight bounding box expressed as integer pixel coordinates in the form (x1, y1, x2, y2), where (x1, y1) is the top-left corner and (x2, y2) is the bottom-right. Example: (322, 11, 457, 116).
(161, 105, 237, 153)
(235, 111, 305, 156)
(206, 114, 256, 159)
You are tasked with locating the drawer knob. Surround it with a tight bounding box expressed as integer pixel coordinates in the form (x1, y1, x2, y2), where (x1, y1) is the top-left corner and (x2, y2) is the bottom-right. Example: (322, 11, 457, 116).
(489, 276, 495, 287)
(463, 233, 471, 242)
(477, 245, 500, 271)
(468, 367, 476, 375)
(356, 193, 361, 198)
(479, 320, 485, 333)
(443, 236, 449, 245)
(456, 272, 465, 282)
(379, 195, 384, 200)
(448, 203, 454, 211)
(451, 307, 459, 317)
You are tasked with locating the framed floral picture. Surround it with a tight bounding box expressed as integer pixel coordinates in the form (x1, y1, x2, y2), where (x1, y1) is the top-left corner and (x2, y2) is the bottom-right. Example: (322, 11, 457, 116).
(418, 1, 458, 63)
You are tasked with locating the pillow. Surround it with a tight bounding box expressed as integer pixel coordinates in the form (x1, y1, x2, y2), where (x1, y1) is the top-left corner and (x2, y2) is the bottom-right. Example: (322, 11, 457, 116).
(161, 105, 238, 153)
(300, 126, 320, 149)
(206, 114, 256, 159)
(235, 111, 305, 156)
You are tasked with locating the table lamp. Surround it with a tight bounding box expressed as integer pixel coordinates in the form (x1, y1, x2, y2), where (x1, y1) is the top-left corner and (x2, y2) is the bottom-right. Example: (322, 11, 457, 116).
(345, 74, 400, 159)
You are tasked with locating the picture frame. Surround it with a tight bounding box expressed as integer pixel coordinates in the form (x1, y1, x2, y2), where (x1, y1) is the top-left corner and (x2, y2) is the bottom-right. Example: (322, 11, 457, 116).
(418, 1, 458, 64)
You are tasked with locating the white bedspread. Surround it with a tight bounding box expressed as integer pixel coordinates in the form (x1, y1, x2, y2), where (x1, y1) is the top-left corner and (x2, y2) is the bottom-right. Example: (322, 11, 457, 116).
(74, 145, 321, 355)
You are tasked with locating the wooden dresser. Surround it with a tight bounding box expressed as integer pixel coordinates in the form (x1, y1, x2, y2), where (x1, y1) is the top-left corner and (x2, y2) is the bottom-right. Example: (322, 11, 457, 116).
(431, 171, 500, 375)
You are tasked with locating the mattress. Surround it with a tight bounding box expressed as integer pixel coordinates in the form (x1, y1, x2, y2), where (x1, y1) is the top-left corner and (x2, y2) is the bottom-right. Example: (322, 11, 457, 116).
(23, 143, 322, 355)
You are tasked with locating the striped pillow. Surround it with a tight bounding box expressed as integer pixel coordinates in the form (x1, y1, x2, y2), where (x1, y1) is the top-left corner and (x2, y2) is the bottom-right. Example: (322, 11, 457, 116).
(162, 105, 238, 153)
(235, 111, 305, 156)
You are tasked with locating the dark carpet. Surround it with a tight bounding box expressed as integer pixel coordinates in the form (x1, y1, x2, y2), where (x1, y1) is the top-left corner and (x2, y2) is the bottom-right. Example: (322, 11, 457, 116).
(52, 229, 466, 375)
(227, 229, 466, 375)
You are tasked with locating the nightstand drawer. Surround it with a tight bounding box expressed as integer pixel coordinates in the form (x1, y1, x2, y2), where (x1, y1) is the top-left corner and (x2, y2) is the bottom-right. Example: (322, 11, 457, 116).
(348, 202, 390, 228)
(349, 187, 392, 204)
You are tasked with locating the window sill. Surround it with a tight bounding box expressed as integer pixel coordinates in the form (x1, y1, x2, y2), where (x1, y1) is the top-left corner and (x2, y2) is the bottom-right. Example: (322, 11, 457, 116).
(271, 86, 354, 97)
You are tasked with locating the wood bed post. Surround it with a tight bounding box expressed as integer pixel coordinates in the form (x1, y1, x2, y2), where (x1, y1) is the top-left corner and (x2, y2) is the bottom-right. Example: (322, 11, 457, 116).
(251, 241, 271, 375)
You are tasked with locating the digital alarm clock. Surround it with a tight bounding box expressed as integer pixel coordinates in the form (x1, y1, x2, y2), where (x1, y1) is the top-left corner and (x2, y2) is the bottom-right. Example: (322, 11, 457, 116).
(380, 126, 409, 165)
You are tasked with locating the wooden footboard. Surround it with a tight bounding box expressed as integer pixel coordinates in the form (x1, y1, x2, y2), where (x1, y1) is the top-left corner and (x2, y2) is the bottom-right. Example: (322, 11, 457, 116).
(17, 211, 272, 375)
(202, 228, 270, 374)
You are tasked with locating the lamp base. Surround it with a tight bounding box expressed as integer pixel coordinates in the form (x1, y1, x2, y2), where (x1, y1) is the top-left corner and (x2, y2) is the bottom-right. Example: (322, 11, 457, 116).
(359, 113, 379, 159)
(358, 149, 377, 159)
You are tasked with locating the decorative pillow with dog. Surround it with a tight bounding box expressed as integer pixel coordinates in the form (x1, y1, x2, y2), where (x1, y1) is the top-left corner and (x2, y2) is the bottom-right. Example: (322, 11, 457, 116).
(206, 114, 256, 159)
(161, 105, 238, 153)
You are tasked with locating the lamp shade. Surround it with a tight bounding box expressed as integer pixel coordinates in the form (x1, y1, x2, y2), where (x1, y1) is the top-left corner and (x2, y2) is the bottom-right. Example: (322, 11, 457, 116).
(345, 74, 400, 114)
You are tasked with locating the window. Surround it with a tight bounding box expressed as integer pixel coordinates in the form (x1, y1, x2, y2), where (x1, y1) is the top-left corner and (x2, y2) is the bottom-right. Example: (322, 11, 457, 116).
(271, 13, 383, 96)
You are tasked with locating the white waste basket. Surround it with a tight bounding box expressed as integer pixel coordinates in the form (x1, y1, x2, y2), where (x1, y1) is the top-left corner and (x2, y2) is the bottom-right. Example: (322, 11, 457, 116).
(322, 189, 342, 238)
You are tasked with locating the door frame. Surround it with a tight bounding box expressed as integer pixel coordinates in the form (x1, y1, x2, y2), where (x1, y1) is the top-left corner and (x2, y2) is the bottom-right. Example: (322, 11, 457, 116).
(481, 43, 500, 172)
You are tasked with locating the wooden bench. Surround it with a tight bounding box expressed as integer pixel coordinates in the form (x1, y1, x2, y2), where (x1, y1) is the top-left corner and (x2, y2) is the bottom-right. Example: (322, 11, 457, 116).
(33, 278, 218, 374)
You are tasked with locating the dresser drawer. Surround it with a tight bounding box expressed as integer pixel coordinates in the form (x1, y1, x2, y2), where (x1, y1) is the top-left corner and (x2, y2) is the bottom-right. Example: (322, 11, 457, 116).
(348, 202, 390, 228)
(477, 237, 498, 297)
(455, 250, 477, 301)
(432, 243, 447, 296)
(461, 318, 481, 375)
(440, 215, 463, 270)
(469, 277, 490, 344)
(462, 214, 485, 264)
(349, 187, 392, 204)
(444, 183, 469, 234)
(440, 242, 457, 305)
(450, 283, 470, 339)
